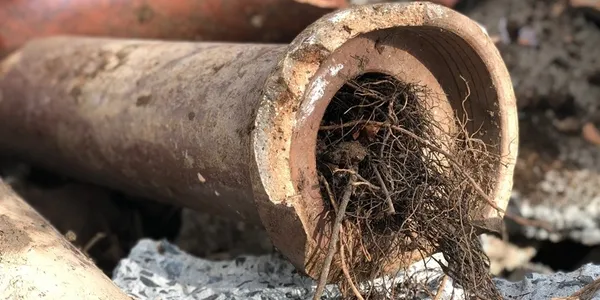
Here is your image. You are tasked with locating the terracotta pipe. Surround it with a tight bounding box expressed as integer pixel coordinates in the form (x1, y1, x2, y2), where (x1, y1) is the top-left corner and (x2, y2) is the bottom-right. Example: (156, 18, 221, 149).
(0, 2, 518, 277)
(0, 0, 346, 57)
(0, 180, 129, 299)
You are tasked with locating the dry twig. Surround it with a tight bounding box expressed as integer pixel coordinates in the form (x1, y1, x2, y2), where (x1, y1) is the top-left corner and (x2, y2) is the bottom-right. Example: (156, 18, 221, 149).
(313, 175, 356, 300)
(433, 275, 448, 300)
(373, 165, 395, 214)
(340, 238, 364, 300)
(552, 277, 600, 300)
(83, 232, 107, 254)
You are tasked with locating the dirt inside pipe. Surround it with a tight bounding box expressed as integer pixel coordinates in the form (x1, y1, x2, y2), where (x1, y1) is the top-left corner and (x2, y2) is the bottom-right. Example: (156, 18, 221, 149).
(315, 73, 502, 299)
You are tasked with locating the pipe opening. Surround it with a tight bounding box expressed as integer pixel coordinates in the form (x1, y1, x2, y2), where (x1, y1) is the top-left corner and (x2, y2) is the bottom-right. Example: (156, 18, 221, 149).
(313, 70, 502, 297)
(316, 72, 436, 235)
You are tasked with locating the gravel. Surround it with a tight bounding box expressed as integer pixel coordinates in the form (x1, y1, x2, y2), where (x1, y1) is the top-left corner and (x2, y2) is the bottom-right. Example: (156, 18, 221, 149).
(113, 239, 600, 300)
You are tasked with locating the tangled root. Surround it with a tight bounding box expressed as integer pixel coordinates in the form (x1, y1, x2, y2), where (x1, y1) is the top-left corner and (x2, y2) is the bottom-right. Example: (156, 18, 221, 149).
(314, 73, 502, 299)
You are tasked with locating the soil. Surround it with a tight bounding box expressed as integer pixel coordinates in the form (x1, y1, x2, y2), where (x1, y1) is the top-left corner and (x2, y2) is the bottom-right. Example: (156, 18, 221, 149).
(176, 208, 273, 260)
(467, 0, 600, 113)
(464, 0, 600, 276)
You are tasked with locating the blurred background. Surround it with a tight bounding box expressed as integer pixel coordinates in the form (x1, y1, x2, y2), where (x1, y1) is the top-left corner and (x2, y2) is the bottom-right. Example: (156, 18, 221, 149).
(1, 0, 599, 283)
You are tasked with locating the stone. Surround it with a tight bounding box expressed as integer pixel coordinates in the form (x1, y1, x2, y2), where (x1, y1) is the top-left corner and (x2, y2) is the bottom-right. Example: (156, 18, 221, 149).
(481, 234, 537, 276)
(113, 239, 464, 299)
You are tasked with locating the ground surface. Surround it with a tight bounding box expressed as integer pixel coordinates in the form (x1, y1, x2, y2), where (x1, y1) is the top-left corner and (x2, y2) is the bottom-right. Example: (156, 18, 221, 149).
(113, 239, 600, 300)
(466, 0, 600, 274)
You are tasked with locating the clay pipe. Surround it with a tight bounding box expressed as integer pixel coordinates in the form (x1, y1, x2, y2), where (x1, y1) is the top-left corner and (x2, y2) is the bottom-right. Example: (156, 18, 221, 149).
(0, 0, 346, 57)
(0, 2, 518, 278)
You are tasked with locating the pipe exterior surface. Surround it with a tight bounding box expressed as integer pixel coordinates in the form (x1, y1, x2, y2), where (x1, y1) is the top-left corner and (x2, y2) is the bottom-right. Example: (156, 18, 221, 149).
(0, 38, 282, 224)
(0, 181, 129, 299)
(0, 3, 518, 277)
(0, 0, 344, 57)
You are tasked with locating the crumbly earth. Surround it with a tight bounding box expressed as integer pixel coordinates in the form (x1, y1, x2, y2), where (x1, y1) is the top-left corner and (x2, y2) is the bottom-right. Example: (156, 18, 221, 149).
(463, 0, 600, 275)
(468, 0, 600, 111)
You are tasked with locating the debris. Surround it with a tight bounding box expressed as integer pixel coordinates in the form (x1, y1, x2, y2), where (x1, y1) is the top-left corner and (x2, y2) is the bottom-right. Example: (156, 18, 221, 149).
(316, 74, 505, 298)
(65, 230, 77, 242)
(518, 26, 539, 47)
(481, 234, 537, 276)
(197, 173, 206, 183)
(114, 239, 466, 299)
(313, 175, 355, 300)
(469, 0, 600, 110)
(113, 239, 600, 300)
(509, 115, 600, 245)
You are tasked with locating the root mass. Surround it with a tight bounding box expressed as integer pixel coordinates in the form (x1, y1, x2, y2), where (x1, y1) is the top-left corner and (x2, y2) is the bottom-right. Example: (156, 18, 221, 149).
(314, 73, 502, 299)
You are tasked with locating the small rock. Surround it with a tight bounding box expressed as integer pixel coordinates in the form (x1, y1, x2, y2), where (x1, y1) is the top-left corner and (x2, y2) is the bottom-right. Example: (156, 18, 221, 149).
(197, 173, 206, 183)
(481, 234, 537, 276)
(518, 26, 539, 47)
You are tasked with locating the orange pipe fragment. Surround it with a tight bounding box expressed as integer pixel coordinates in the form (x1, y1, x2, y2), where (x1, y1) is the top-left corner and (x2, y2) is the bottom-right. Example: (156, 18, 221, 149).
(0, 0, 344, 57)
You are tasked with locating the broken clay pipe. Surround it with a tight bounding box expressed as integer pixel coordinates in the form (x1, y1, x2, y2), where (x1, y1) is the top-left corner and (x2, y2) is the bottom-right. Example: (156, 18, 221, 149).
(0, 2, 518, 278)
(0, 0, 346, 58)
(0, 180, 129, 299)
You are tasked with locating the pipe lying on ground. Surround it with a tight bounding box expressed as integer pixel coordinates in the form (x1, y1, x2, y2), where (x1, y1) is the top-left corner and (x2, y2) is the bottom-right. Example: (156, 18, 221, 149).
(0, 0, 345, 57)
(0, 2, 518, 278)
(0, 180, 129, 299)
